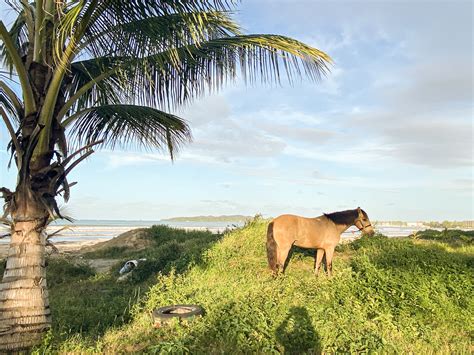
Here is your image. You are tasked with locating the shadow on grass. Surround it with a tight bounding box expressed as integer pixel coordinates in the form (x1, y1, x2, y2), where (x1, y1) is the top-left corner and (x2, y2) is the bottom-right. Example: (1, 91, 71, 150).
(148, 302, 321, 354)
(276, 306, 321, 355)
(47, 225, 225, 341)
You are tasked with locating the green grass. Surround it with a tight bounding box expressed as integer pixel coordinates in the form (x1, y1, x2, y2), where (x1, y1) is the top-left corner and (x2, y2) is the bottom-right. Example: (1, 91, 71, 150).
(82, 246, 130, 259)
(33, 226, 223, 346)
(1, 221, 472, 353)
(49, 219, 473, 354)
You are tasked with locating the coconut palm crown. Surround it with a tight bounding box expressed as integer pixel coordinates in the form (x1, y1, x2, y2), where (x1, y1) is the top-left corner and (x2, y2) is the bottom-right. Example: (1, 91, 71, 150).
(0, 0, 331, 351)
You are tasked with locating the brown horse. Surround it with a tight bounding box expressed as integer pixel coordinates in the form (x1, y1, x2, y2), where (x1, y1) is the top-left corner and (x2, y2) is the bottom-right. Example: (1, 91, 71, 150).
(266, 207, 374, 276)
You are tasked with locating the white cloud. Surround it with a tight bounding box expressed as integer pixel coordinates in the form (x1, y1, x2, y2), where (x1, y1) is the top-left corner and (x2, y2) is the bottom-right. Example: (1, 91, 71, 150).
(283, 142, 393, 165)
(174, 97, 341, 164)
(255, 122, 336, 144)
(311, 170, 340, 181)
(176, 95, 232, 127)
(102, 151, 169, 169)
(381, 119, 472, 168)
(379, 57, 473, 111)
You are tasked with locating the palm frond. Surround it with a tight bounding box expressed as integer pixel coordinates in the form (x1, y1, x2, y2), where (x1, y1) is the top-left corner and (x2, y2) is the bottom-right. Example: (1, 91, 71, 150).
(0, 81, 22, 124)
(0, 20, 36, 115)
(68, 57, 125, 110)
(0, 8, 28, 75)
(52, 0, 238, 61)
(65, 34, 331, 114)
(53, 0, 89, 64)
(89, 0, 237, 26)
(62, 11, 241, 116)
(67, 104, 191, 158)
(81, 11, 241, 59)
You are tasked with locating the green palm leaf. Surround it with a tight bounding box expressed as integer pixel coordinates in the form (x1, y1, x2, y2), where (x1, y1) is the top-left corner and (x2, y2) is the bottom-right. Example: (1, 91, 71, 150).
(65, 11, 241, 114)
(67, 104, 191, 159)
(0, 5, 27, 73)
(52, 0, 238, 60)
(69, 57, 125, 109)
(88, 0, 237, 26)
(0, 82, 22, 124)
(64, 34, 331, 116)
(82, 11, 241, 58)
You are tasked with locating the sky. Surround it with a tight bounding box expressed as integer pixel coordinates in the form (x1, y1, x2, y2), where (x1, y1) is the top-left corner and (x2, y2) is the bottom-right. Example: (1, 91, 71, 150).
(0, 0, 472, 221)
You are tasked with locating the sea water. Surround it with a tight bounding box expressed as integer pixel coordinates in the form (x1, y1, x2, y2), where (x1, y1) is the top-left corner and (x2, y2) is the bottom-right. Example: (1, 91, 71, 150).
(0, 219, 447, 244)
(0, 220, 244, 243)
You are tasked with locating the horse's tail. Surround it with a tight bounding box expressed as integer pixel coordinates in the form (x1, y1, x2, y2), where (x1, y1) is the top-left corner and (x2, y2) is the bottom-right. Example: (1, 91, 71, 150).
(266, 221, 278, 274)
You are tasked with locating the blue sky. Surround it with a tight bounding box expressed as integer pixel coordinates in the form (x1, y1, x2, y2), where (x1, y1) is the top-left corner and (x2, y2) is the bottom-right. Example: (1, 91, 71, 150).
(0, 0, 472, 221)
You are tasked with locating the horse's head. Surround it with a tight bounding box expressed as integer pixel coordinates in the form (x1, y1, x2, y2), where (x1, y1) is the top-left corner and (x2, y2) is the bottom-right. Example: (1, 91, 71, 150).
(355, 207, 375, 236)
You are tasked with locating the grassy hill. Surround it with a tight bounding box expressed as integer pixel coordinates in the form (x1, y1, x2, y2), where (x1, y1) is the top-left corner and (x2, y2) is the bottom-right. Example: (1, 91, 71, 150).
(3, 220, 470, 353)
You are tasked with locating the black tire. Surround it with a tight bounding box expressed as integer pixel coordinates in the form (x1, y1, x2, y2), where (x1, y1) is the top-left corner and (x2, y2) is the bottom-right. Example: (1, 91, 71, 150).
(152, 304, 204, 326)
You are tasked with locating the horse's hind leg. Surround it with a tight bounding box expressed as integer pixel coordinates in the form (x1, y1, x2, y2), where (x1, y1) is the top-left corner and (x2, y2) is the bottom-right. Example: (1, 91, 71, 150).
(266, 222, 279, 275)
(324, 247, 335, 277)
(314, 248, 325, 275)
(277, 242, 293, 273)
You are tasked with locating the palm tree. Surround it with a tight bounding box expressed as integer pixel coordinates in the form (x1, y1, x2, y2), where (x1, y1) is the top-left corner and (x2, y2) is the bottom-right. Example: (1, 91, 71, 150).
(0, 0, 331, 351)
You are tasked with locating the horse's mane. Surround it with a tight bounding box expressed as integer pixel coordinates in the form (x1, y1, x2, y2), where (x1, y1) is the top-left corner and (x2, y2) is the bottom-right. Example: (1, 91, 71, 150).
(324, 208, 366, 225)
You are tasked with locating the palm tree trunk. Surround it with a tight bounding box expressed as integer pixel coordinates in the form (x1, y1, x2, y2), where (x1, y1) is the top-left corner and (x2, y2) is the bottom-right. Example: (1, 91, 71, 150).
(0, 204, 50, 351)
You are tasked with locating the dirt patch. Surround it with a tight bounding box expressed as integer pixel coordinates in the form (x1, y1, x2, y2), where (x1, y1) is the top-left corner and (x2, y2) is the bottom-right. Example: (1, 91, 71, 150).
(87, 258, 121, 273)
(79, 228, 151, 254)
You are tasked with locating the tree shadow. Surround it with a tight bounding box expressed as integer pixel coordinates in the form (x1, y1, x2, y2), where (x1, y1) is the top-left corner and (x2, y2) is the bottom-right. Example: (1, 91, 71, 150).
(163, 302, 322, 354)
(275, 306, 321, 354)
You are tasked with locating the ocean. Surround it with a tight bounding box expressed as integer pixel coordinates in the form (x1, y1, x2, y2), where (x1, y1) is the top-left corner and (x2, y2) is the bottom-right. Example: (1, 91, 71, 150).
(0, 219, 446, 244)
(0, 220, 244, 243)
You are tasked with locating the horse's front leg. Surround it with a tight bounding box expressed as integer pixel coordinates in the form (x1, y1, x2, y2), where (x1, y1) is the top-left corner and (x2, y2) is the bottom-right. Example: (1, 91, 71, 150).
(314, 248, 325, 275)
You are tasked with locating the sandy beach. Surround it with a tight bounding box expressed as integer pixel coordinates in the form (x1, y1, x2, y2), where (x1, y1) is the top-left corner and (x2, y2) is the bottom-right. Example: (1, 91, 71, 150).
(0, 223, 146, 260)
(0, 238, 105, 259)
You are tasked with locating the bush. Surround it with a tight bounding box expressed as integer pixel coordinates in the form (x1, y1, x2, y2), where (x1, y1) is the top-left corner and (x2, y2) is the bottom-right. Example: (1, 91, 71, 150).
(413, 229, 474, 245)
(46, 257, 95, 287)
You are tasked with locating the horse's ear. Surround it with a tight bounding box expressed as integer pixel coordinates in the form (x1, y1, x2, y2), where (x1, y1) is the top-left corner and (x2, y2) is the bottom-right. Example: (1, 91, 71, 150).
(357, 207, 361, 211)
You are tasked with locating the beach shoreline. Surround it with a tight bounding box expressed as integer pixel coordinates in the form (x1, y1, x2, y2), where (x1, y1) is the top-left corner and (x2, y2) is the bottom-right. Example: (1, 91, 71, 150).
(0, 239, 105, 259)
(1, 222, 466, 260)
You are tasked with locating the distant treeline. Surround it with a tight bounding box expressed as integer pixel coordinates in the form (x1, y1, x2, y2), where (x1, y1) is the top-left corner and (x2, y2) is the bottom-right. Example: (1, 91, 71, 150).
(375, 220, 474, 228)
(425, 221, 474, 228)
(162, 215, 252, 222)
(374, 221, 409, 226)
